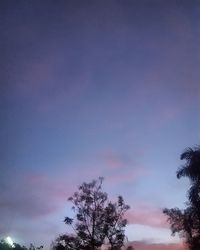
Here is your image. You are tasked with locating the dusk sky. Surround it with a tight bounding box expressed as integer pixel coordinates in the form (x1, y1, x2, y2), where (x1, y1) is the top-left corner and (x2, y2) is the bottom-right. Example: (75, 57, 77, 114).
(1, 1, 200, 249)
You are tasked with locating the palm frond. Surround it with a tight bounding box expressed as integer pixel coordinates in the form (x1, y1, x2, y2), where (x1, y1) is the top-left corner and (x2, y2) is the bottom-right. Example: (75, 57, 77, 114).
(180, 147, 193, 161)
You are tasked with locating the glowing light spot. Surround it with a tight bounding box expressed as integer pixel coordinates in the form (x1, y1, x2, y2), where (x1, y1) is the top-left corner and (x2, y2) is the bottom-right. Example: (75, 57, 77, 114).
(6, 236, 14, 248)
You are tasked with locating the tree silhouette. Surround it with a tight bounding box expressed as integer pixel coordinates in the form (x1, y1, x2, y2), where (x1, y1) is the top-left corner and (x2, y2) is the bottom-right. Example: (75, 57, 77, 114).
(0, 239, 27, 250)
(28, 244, 43, 250)
(53, 177, 130, 250)
(163, 146, 200, 250)
(104, 196, 130, 250)
(0, 240, 13, 250)
(0, 239, 43, 250)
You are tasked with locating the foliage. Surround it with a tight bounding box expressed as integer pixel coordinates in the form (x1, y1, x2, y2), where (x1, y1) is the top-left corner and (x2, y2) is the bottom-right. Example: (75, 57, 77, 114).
(104, 196, 130, 249)
(163, 146, 200, 250)
(28, 244, 43, 250)
(0, 240, 43, 250)
(0, 240, 27, 250)
(53, 177, 130, 250)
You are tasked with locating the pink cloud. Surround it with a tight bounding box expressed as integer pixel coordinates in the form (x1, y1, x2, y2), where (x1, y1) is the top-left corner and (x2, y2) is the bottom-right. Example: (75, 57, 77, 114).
(97, 150, 150, 185)
(102, 151, 131, 169)
(127, 241, 185, 250)
(107, 172, 136, 183)
(0, 171, 73, 219)
(126, 205, 168, 228)
(105, 165, 150, 186)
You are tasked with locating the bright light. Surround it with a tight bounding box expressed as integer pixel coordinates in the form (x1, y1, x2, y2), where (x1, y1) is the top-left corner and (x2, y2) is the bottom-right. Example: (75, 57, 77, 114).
(6, 236, 14, 248)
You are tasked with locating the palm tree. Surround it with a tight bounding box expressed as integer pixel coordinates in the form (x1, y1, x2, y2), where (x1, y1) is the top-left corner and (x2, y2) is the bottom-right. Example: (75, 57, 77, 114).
(177, 146, 200, 212)
(177, 146, 200, 182)
(163, 146, 200, 250)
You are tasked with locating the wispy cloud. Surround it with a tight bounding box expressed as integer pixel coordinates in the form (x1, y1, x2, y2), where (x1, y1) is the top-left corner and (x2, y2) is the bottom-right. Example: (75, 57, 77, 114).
(98, 150, 150, 185)
(127, 241, 185, 250)
(106, 167, 149, 186)
(0, 172, 71, 219)
(126, 204, 168, 228)
(102, 151, 131, 169)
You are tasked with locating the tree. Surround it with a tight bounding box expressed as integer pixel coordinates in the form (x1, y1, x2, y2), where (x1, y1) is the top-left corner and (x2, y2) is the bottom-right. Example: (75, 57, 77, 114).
(0, 240, 13, 250)
(0, 239, 27, 250)
(163, 146, 200, 250)
(53, 177, 130, 250)
(28, 244, 43, 250)
(104, 196, 130, 250)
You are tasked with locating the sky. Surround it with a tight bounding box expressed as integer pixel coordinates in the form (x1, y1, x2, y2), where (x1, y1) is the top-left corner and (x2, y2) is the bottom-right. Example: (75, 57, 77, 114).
(1, 0, 200, 249)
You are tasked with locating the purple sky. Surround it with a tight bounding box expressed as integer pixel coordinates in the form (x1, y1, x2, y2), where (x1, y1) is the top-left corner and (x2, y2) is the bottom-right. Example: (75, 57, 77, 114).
(1, 1, 200, 249)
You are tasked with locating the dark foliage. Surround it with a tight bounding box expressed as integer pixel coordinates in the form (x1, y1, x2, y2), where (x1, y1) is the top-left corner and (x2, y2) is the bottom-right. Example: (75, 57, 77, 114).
(0, 240, 27, 250)
(0, 240, 43, 250)
(53, 177, 130, 250)
(163, 146, 200, 250)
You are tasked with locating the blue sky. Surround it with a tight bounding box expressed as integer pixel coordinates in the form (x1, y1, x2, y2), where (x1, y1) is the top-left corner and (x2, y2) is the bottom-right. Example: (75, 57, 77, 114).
(1, 1, 200, 249)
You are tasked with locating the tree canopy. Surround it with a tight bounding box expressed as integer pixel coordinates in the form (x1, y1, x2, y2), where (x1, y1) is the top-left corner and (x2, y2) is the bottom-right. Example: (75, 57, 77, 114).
(0, 240, 27, 250)
(53, 177, 131, 250)
(0, 240, 43, 250)
(163, 146, 200, 250)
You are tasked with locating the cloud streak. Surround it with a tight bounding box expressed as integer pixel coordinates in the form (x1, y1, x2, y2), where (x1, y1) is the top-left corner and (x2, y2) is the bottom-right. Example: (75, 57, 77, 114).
(99, 150, 150, 185)
(126, 204, 168, 228)
(0, 172, 71, 219)
(127, 241, 185, 250)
